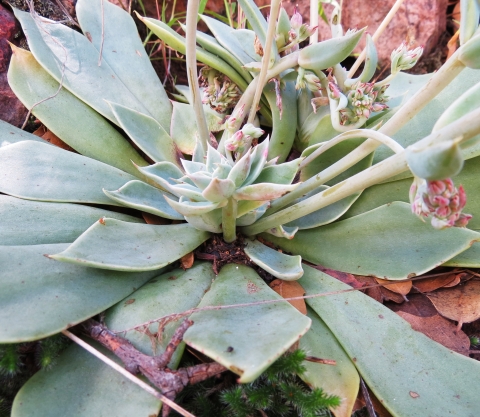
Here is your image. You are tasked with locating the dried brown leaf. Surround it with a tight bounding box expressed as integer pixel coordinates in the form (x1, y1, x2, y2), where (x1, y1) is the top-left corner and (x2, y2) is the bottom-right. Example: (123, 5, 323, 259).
(180, 252, 194, 270)
(312, 265, 364, 289)
(413, 273, 457, 292)
(142, 212, 170, 225)
(386, 293, 437, 317)
(426, 280, 480, 330)
(269, 279, 307, 315)
(396, 311, 470, 356)
(375, 278, 412, 296)
(33, 125, 75, 151)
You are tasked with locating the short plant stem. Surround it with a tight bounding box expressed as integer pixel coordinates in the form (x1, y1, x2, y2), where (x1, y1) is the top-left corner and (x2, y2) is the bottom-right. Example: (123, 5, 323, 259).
(243, 107, 480, 235)
(347, 0, 406, 78)
(222, 198, 238, 242)
(247, 0, 281, 124)
(185, 0, 210, 150)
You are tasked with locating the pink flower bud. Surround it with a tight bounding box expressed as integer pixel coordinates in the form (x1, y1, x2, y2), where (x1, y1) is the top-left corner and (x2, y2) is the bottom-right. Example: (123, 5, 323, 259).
(290, 8, 302, 30)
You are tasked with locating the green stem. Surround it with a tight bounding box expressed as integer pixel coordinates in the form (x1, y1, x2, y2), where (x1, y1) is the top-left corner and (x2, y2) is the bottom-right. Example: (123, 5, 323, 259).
(186, 0, 212, 150)
(242, 106, 480, 236)
(266, 51, 465, 215)
(222, 198, 238, 242)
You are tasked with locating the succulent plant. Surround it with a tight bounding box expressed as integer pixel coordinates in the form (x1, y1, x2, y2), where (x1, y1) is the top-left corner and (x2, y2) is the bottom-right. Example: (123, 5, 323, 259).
(3, 0, 480, 416)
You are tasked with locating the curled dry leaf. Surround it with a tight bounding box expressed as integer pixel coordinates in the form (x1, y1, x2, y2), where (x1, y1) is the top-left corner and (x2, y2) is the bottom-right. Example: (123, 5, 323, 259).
(180, 252, 195, 270)
(142, 212, 170, 225)
(426, 280, 480, 330)
(413, 273, 459, 292)
(33, 125, 75, 152)
(355, 276, 404, 304)
(396, 311, 470, 356)
(269, 279, 307, 315)
(375, 278, 412, 298)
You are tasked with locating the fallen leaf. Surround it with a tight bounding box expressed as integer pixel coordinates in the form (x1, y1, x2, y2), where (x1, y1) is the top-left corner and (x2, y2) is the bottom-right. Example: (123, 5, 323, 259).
(311, 265, 364, 289)
(142, 212, 170, 225)
(180, 252, 194, 270)
(426, 280, 480, 330)
(446, 30, 460, 60)
(270, 279, 307, 315)
(386, 293, 437, 317)
(355, 276, 404, 303)
(413, 273, 458, 292)
(442, 274, 462, 288)
(375, 278, 412, 297)
(396, 311, 470, 356)
(33, 125, 75, 152)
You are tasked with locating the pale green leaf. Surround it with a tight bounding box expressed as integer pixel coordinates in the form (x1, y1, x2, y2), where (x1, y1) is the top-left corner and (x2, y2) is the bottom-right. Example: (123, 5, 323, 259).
(51, 221, 210, 271)
(301, 264, 480, 417)
(0, 195, 142, 246)
(263, 202, 480, 279)
(0, 141, 136, 205)
(103, 180, 184, 220)
(300, 308, 359, 417)
(0, 120, 44, 148)
(8, 46, 147, 176)
(76, 0, 172, 130)
(442, 241, 480, 267)
(184, 264, 311, 382)
(106, 263, 215, 366)
(12, 343, 161, 417)
(244, 239, 304, 280)
(0, 243, 158, 342)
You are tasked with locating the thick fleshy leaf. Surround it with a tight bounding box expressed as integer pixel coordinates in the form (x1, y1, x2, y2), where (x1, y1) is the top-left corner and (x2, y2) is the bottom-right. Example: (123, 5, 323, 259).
(184, 264, 311, 382)
(106, 263, 215, 366)
(234, 183, 297, 201)
(227, 150, 252, 187)
(0, 244, 159, 342)
(0, 195, 142, 246)
(265, 224, 299, 239)
(165, 197, 223, 217)
(0, 120, 44, 147)
(300, 308, 360, 417)
(231, 29, 261, 61)
(374, 67, 480, 164)
(244, 239, 303, 281)
(12, 343, 161, 417)
(263, 202, 480, 279)
(169, 184, 206, 201)
(136, 162, 185, 194)
(103, 180, 184, 220)
(243, 137, 270, 186)
(285, 186, 362, 229)
(236, 203, 268, 226)
(443, 242, 480, 267)
(254, 159, 301, 185)
(76, 0, 171, 130)
(0, 141, 136, 204)
(185, 209, 223, 233)
(301, 264, 480, 417)
(108, 101, 181, 167)
(51, 221, 210, 271)
(200, 15, 254, 65)
(170, 101, 225, 154)
(8, 46, 146, 176)
(14, 10, 156, 126)
(202, 178, 235, 202)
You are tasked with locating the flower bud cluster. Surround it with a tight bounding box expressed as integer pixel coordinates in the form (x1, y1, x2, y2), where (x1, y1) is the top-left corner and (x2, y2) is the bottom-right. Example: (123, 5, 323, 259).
(295, 67, 322, 92)
(199, 66, 241, 113)
(391, 43, 423, 74)
(225, 123, 264, 153)
(330, 80, 389, 126)
(410, 178, 472, 229)
(275, 8, 316, 54)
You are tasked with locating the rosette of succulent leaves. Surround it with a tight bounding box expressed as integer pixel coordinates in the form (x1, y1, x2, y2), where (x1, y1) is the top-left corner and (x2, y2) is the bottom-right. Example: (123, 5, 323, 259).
(3, 0, 480, 416)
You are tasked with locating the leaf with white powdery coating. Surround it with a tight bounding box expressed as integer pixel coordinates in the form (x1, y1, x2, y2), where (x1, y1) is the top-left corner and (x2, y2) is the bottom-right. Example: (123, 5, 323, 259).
(51, 221, 210, 271)
(263, 202, 480, 279)
(184, 264, 311, 382)
(0, 195, 142, 246)
(300, 264, 480, 417)
(0, 243, 159, 342)
(0, 141, 136, 205)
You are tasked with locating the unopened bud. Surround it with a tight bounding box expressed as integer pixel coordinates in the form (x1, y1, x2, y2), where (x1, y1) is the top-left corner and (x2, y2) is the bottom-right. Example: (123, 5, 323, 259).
(290, 7, 302, 30)
(391, 43, 423, 73)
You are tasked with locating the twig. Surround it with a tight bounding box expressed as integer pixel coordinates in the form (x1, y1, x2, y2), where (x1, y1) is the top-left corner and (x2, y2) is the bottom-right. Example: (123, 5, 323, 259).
(53, 0, 80, 28)
(115, 273, 454, 334)
(360, 378, 377, 417)
(97, 0, 105, 66)
(347, 0, 405, 78)
(304, 356, 336, 365)
(61, 329, 196, 417)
